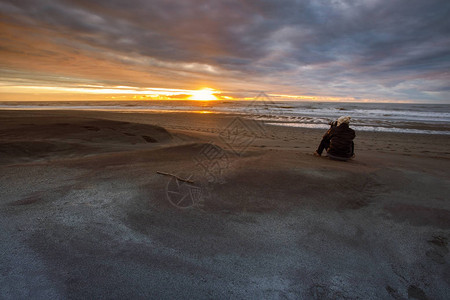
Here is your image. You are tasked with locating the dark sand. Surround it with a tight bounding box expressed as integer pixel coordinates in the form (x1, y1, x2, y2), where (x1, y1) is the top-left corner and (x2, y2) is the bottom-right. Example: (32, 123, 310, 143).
(0, 109, 449, 299)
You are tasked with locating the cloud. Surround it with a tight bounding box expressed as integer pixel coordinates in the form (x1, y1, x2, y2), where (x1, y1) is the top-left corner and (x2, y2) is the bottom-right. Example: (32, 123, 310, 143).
(0, 0, 449, 102)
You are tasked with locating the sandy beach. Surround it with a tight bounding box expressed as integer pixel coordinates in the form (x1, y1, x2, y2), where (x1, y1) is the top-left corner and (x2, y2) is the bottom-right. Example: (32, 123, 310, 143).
(0, 109, 449, 299)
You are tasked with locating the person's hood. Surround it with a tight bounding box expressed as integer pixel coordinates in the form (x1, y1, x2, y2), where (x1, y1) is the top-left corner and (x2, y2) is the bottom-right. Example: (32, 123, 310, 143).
(337, 116, 351, 126)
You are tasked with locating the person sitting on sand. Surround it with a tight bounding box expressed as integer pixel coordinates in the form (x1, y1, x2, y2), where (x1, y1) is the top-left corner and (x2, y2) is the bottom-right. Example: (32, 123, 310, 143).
(314, 116, 355, 159)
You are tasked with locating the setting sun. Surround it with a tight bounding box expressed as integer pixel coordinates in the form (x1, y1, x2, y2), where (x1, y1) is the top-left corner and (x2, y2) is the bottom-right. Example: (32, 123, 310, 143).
(188, 88, 218, 101)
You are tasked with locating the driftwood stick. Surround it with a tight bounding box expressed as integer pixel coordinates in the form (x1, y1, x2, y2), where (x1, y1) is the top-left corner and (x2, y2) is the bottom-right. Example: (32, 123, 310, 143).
(156, 171, 194, 183)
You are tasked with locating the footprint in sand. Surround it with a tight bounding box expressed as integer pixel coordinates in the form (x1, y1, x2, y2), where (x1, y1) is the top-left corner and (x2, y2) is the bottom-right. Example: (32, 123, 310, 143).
(141, 135, 158, 143)
(407, 285, 428, 300)
(426, 235, 448, 264)
(387, 284, 429, 300)
(385, 285, 402, 300)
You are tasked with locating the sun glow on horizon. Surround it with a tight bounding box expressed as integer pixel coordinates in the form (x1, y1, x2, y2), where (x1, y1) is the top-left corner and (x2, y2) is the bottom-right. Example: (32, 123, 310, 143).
(188, 88, 218, 101)
(0, 84, 414, 103)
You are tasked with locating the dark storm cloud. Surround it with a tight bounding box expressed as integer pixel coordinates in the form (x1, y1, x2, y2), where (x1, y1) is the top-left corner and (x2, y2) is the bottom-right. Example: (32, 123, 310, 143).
(1, 0, 449, 101)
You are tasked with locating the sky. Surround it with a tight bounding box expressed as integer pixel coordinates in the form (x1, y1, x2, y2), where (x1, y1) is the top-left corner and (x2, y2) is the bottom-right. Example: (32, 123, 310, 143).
(0, 0, 449, 103)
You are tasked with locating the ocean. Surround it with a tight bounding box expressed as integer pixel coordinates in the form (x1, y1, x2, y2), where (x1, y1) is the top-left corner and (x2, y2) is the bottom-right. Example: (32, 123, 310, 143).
(1, 100, 449, 135)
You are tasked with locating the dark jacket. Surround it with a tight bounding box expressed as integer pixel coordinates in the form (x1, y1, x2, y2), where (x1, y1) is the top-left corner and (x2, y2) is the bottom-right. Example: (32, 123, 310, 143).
(325, 123, 355, 157)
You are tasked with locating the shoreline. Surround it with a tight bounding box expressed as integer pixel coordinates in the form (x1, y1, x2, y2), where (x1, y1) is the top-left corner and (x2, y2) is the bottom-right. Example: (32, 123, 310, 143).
(1, 106, 449, 135)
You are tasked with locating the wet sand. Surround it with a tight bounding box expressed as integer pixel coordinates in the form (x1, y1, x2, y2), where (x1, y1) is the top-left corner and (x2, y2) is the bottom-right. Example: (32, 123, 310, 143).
(0, 109, 449, 299)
